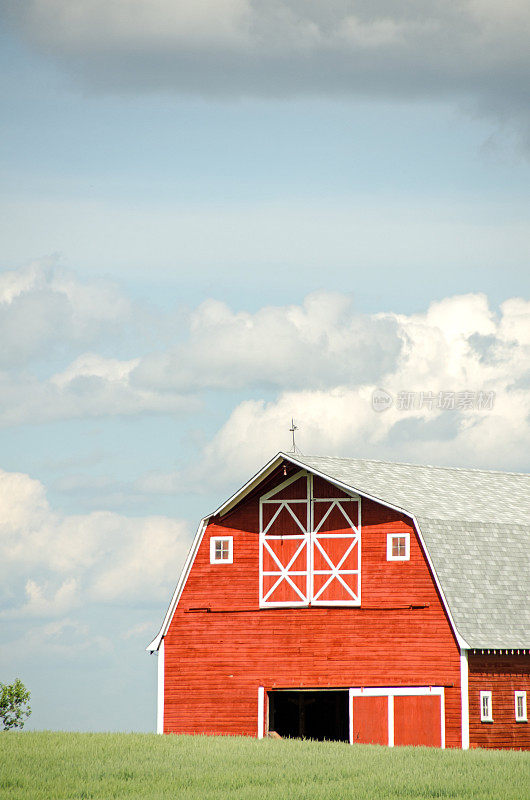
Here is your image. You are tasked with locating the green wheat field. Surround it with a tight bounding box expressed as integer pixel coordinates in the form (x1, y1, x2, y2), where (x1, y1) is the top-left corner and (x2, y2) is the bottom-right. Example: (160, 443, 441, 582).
(0, 732, 528, 800)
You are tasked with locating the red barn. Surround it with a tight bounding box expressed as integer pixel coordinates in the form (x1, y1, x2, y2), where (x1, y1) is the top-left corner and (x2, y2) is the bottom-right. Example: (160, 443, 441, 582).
(147, 454, 530, 749)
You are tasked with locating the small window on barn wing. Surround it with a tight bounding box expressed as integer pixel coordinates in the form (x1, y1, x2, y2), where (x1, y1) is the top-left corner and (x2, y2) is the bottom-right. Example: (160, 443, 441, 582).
(210, 536, 233, 564)
(480, 691, 493, 722)
(386, 532, 410, 561)
(515, 692, 527, 722)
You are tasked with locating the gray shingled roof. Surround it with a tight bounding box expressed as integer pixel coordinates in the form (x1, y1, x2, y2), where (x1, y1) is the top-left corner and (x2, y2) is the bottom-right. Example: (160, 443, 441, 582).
(290, 454, 530, 649)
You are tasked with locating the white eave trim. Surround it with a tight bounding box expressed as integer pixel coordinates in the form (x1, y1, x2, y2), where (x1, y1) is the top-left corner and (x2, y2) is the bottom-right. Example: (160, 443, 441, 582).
(146, 516, 210, 652)
(215, 453, 285, 517)
(146, 451, 470, 653)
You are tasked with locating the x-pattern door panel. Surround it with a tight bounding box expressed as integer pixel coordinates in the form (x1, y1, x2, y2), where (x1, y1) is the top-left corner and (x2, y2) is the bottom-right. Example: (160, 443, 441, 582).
(260, 475, 310, 606)
(311, 497, 360, 605)
(260, 471, 360, 607)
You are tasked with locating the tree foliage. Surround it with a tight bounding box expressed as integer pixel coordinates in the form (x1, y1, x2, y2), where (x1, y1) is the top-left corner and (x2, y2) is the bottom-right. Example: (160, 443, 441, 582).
(0, 679, 31, 730)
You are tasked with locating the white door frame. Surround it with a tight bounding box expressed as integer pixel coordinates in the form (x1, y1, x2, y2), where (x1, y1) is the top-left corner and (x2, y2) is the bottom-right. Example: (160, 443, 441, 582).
(348, 686, 445, 748)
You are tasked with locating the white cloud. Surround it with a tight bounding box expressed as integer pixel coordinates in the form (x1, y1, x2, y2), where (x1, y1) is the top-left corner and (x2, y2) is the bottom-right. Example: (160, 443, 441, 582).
(0, 261, 43, 304)
(1, 271, 528, 451)
(0, 354, 197, 426)
(0, 468, 192, 617)
(132, 291, 401, 392)
(0, 577, 79, 619)
(51, 353, 140, 387)
(0, 262, 201, 425)
(0, 260, 131, 367)
(131, 290, 529, 403)
(178, 292, 530, 488)
(498, 297, 530, 346)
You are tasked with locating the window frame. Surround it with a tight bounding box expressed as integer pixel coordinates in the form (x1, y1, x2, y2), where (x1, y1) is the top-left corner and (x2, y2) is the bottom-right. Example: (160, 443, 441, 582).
(515, 691, 527, 722)
(210, 536, 233, 564)
(386, 532, 410, 561)
(480, 690, 493, 722)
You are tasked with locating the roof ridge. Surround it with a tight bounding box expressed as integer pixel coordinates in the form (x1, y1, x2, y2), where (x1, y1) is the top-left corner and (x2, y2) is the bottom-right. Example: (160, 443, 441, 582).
(296, 453, 530, 479)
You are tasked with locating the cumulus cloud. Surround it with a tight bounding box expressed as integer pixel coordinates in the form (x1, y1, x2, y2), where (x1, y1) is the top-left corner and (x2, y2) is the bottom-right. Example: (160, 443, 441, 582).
(0, 357, 197, 426)
(3, 1, 530, 138)
(0, 577, 80, 619)
(170, 292, 530, 489)
(0, 468, 192, 617)
(1, 267, 529, 456)
(0, 261, 131, 367)
(132, 292, 401, 392)
(0, 261, 202, 425)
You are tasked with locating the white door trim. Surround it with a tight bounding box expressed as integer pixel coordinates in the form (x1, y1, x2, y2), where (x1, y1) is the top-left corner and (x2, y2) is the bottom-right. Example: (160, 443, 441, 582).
(156, 638, 165, 735)
(460, 648, 469, 749)
(349, 686, 445, 748)
(258, 686, 265, 739)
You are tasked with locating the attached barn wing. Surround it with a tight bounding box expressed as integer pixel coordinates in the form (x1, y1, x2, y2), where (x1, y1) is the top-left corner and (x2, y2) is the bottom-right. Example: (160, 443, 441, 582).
(260, 471, 361, 607)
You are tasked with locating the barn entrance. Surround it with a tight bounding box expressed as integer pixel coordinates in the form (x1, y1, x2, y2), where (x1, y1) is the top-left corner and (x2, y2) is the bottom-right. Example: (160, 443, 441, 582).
(268, 690, 349, 742)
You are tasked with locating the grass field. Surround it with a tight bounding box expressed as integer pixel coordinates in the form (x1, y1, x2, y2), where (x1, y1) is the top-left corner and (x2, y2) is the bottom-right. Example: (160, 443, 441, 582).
(0, 732, 528, 800)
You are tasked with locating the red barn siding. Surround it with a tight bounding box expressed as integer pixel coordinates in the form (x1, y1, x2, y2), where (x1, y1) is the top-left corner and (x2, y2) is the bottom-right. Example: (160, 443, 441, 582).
(164, 476, 462, 746)
(468, 653, 530, 750)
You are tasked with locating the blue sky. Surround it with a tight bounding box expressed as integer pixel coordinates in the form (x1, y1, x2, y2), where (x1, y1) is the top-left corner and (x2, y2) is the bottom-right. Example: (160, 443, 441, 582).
(0, 1, 529, 732)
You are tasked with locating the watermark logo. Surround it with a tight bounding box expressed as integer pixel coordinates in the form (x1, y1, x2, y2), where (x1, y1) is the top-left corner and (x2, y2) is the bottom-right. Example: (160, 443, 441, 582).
(372, 388, 394, 412)
(371, 389, 495, 412)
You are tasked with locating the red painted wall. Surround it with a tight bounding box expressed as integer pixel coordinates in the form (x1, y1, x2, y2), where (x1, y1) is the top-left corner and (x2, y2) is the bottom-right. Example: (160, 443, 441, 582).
(164, 469, 462, 746)
(468, 653, 530, 750)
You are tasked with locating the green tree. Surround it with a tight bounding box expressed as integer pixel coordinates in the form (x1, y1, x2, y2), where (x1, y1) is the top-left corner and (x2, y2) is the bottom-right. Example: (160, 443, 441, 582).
(0, 679, 31, 730)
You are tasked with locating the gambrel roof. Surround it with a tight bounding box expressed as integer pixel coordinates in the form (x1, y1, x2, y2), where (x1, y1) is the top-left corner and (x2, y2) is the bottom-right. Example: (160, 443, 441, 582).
(290, 454, 530, 650)
(148, 453, 530, 652)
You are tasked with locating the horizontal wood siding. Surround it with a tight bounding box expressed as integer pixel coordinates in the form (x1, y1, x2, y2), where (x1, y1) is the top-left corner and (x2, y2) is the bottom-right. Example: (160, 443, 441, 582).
(468, 653, 530, 750)
(164, 481, 461, 746)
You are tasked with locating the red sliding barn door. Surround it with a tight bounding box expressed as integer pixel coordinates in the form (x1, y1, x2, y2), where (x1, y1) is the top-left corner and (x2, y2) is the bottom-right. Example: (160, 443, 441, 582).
(394, 696, 442, 747)
(351, 696, 388, 745)
(260, 471, 360, 607)
(349, 689, 445, 747)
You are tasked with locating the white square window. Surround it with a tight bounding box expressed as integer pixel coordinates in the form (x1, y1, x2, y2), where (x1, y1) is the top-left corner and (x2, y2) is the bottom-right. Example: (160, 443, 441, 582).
(515, 691, 527, 722)
(480, 691, 493, 722)
(210, 536, 233, 564)
(386, 532, 410, 561)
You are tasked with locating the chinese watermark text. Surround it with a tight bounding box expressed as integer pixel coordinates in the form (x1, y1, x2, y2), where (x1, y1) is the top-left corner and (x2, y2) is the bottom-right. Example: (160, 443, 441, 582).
(372, 389, 495, 413)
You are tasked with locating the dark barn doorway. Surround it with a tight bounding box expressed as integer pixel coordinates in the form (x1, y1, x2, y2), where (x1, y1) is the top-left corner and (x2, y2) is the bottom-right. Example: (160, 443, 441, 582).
(268, 690, 349, 742)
